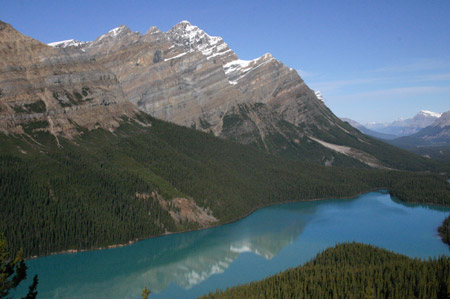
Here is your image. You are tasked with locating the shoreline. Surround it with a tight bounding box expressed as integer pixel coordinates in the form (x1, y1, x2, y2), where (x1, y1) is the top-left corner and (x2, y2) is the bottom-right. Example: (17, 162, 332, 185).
(26, 187, 446, 260)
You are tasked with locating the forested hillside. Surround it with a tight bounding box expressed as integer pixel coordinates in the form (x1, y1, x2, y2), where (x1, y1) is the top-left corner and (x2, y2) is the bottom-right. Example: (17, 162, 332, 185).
(1, 114, 449, 258)
(200, 243, 450, 299)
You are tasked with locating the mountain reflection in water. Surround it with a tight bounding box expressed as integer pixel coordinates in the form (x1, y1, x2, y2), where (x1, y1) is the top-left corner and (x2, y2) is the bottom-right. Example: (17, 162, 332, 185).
(20, 192, 449, 299)
(26, 201, 316, 298)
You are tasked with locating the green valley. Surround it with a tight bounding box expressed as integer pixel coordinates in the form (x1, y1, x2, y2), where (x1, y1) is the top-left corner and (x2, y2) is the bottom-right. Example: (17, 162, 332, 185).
(1, 114, 449, 258)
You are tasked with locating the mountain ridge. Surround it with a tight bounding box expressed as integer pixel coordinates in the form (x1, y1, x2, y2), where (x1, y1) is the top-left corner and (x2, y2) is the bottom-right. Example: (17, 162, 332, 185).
(0, 19, 442, 171)
(365, 110, 442, 137)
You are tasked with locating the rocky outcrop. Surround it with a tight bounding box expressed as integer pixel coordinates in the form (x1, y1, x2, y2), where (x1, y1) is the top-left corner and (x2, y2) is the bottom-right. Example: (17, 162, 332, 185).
(3, 20, 405, 168)
(72, 21, 353, 149)
(0, 20, 138, 138)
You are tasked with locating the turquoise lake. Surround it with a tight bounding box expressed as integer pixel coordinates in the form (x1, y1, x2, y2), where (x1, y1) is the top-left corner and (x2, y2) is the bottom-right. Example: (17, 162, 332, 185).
(17, 191, 450, 298)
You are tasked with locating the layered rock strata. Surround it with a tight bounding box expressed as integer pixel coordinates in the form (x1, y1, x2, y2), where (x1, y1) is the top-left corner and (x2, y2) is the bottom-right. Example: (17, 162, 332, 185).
(0, 21, 137, 138)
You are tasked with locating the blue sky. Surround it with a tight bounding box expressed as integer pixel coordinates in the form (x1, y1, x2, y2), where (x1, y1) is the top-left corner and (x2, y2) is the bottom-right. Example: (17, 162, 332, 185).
(1, 0, 449, 123)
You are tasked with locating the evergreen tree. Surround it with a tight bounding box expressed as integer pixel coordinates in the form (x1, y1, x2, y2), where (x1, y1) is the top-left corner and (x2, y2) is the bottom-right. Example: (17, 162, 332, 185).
(0, 235, 38, 298)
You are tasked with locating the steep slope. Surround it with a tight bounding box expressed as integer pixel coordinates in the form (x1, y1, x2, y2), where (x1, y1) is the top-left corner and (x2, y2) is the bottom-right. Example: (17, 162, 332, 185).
(2, 114, 449, 258)
(46, 20, 441, 171)
(0, 20, 137, 139)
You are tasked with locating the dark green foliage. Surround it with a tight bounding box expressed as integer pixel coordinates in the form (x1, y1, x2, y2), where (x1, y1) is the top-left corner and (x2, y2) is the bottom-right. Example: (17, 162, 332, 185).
(411, 145, 450, 161)
(73, 91, 83, 101)
(1, 114, 449, 258)
(438, 215, 450, 247)
(21, 120, 49, 134)
(81, 87, 90, 97)
(12, 100, 46, 114)
(12, 106, 27, 113)
(389, 175, 450, 205)
(53, 89, 93, 107)
(53, 92, 71, 107)
(65, 92, 76, 105)
(0, 235, 38, 298)
(199, 118, 212, 129)
(200, 243, 450, 299)
(23, 100, 46, 113)
(23, 275, 38, 299)
(52, 92, 59, 100)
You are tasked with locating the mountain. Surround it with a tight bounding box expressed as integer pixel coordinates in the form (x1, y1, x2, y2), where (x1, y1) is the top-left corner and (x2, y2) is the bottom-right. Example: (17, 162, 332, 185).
(387, 111, 450, 160)
(0, 20, 138, 139)
(413, 111, 450, 143)
(1, 20, 449, 259)
(341, 118, 397, 140)
(366, 110, 442, 137)
(42, 21, 440, 171)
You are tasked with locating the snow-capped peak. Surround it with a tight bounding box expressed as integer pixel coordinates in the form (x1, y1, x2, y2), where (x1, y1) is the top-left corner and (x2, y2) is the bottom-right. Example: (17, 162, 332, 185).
(48, 39, 89, 48)
(419, 110, 441, 118)
(167, 20, 236, 62)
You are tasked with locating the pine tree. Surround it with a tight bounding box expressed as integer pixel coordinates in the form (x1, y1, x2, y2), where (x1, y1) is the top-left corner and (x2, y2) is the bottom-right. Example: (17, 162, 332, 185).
(0, 235, 38, 298)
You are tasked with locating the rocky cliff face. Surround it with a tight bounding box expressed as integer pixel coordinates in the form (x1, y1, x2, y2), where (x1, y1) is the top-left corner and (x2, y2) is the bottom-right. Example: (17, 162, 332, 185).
(3, 20, 418, 168)
(64, 21, 368, 164)
(0, 21, 137, 139)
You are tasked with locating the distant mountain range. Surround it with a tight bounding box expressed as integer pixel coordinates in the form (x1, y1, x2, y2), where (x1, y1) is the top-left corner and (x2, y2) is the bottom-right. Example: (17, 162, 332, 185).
(386, 111, 450, 160)
(365, 110, 442, 137)
(340, 118, 397, 140)
(343, 111, 450, 160)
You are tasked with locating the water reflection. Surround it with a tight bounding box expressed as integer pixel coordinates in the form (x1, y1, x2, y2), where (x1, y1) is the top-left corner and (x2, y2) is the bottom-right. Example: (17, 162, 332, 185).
(27, 201, 317, 298)
(20, 192, 450, 299)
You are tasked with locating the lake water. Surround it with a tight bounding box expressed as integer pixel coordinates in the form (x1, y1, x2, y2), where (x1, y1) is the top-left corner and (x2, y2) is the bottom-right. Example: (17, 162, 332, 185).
(17, 191, 450, 298)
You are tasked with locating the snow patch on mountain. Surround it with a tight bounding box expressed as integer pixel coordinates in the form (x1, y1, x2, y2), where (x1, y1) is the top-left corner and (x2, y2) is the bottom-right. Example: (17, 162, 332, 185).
(164, 52, 188, 61)
(365, 110, 442, 137)
(419, 110, 441, 118)
(98, 25, 130, 41)
(167, 21, 236, 63)
(48, 39, 89, 48)
(315, 91, 323, 102)
(223, 53, 274, 85)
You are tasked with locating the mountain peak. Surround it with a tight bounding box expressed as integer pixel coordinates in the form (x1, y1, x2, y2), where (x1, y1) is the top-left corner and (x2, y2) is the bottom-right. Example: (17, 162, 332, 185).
(145, 25, 162, 35)
(167, 20, 237, 63)
(98, 25, 131, 41)
(418, 110, 441, 118)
